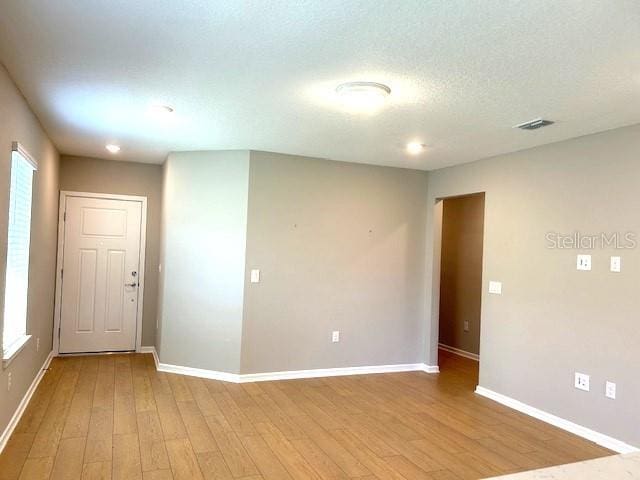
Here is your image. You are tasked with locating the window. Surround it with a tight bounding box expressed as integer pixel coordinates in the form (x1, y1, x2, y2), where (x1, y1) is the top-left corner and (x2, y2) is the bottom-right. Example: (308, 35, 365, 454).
(2, 142, 37, 362)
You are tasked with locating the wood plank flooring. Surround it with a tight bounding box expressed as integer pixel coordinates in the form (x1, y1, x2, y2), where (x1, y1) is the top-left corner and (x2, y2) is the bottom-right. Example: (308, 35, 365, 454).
(0, 350, 612, 479)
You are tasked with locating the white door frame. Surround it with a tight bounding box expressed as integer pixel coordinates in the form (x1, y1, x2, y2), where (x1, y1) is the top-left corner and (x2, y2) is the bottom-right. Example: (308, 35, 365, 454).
(53, 191, 148, 355)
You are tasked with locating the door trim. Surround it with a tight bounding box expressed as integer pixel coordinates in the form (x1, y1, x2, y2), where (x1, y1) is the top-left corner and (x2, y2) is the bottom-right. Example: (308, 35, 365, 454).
(53, 191, 148, 355)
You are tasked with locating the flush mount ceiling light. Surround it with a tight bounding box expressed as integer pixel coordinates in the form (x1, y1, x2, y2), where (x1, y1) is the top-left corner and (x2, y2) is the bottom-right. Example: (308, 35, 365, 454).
(335, 81, 391, 113)
(406, 142, 426, 155)
(105, 144, 121, 154)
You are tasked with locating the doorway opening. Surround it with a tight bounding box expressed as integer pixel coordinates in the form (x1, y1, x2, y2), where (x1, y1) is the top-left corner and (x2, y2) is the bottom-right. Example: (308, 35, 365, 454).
(436, 192, 485, 388)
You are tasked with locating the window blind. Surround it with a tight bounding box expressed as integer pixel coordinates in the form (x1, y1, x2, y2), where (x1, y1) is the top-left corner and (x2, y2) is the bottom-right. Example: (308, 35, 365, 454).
(3, 145, 36, 353)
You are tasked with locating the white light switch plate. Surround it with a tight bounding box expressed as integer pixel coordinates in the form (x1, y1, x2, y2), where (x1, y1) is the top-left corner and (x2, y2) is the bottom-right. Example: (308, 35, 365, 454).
(610, 256, 621, 272)
(332, 331, 340, 343)
(250, 269, 260, 283)
(488, 281, 502, 294)
(575, 372, 590, 391)
(577, 254, 591, 271)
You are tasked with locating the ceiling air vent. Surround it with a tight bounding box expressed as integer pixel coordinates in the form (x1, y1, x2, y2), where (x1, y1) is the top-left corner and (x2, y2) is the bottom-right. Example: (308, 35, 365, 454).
(514, 118, 554, 130)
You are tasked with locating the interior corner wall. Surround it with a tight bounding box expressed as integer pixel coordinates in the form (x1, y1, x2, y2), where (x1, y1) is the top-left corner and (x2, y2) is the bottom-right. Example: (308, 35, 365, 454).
(425, 123, 640, 447)
(240, 151, 430, 374)
(0, 65, 59, 438)
(58, 155, 162, 347)
(157, 151, 250, 374)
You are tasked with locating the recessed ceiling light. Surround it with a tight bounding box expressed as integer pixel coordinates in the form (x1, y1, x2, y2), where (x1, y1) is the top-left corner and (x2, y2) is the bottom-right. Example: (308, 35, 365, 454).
(335, 81, 391, 113)
(150, 104, 175, 115)
(406, 142, 426, 155)
(105, 144, 121, 154)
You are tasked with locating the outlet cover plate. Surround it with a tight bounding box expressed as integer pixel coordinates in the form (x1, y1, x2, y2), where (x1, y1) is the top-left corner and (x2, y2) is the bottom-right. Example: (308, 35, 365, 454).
(605, 381, 616, 399)
(577, 254, 592, 271)
(488, 281, 502, 294)
(575, 372, 590, 391)
(610, 256, 621, 272)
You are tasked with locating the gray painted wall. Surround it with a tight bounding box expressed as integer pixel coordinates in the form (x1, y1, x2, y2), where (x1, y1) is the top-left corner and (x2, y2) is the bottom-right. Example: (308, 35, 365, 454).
(158, 151, 250, 373)
(0, 65, 59, 437)
(59, 155, 162, 346)
(439, 193, 484, 355)
(426, 123, 640, 447)
(241, 151, 429, 373)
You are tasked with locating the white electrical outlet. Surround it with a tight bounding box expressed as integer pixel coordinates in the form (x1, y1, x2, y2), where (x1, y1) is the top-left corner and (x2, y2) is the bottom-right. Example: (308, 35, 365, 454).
(332, 331, 340, 343)
(605, 381, 616, 399)
(610, 256, 621, 272)
(488, 281, 502, 294)
(577, 254, 592, 271)
(463, 320, 469, 332)
(574, 372, 590, 391)
(36, 337, 40, 352)
(7, 372, 11, 391)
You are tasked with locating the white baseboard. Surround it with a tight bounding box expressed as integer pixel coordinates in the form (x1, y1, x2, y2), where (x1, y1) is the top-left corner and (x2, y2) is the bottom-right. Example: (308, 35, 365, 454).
(0, 351, 54, 454)
(438, 343, 479, 361)
(475, 386, 639, 454)
(158, 360, 239, 383)
(139, 347, 439, 383)
(240, 363, 439, 382)
(422, 364, 440, 374)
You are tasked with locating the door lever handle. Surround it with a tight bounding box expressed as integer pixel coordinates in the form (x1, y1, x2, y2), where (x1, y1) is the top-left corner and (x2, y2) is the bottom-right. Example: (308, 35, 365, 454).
(125, 282, 138, 287)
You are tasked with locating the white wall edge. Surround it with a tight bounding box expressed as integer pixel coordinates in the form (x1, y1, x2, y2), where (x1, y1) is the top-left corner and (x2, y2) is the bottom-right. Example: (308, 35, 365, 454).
(0, 351, 54, 454)
(438, 343, 480, 361)
(475, 386, 639, 454)
(139, 347, 439, 383)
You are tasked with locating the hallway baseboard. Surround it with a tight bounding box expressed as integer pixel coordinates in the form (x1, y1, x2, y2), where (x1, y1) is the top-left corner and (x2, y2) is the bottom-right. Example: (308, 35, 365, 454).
(438, 343, 479, 361)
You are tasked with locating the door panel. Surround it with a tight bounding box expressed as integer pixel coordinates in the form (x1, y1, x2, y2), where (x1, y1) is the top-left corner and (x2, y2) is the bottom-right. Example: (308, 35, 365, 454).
(81, 207, 127, 237)
(105, 249, 126, 332)
(59, 195, 143, 353)
(76, 248, 97, 332)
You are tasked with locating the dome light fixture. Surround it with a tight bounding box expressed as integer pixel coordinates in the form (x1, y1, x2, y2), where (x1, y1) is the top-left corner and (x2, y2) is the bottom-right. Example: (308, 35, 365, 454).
(335, 81, 391, 113)
(105, 144, 121, 154)
(406, 142, 426, 155)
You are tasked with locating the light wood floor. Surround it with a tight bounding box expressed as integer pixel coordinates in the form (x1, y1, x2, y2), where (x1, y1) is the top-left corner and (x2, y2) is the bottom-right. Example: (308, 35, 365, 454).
(0, 349, 612, 480)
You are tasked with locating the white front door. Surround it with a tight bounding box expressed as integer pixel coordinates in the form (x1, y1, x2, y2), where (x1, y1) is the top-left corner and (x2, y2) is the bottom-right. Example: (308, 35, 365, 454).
(59, 195, 143, 353)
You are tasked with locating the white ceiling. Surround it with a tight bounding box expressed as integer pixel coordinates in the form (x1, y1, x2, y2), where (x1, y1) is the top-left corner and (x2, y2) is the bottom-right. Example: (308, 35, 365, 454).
(1, 0, 639, 170)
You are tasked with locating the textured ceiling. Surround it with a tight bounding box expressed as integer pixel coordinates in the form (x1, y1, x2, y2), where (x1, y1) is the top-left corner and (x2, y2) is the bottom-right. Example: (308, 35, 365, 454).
(1, 0, 639, 169)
